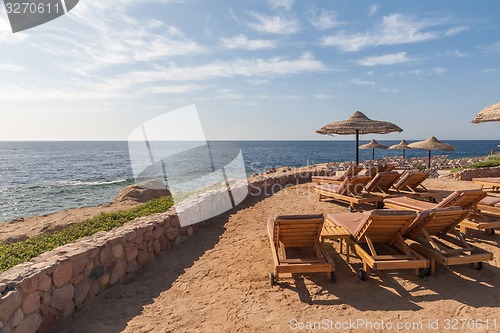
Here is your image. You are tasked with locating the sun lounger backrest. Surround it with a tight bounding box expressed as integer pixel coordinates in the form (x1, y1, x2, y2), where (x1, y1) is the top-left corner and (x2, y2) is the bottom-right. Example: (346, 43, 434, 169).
(337, 165, 364, 181)
(403, 207, 469, 238)
(365, 172, 401, 193)
(435, 189, 487, 210)
(269, 214, 324, 248)
(381, 164, 396, 172)
(403, 172, 429, 190)
(344, 176, 371, 195)
(354, 209, 417, 243)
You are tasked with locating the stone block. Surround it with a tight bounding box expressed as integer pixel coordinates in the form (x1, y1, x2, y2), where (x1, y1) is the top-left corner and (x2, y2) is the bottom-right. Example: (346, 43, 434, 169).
(125, 248, 138, 262)
(50, 284, 74, 312)
(0, 290, 22, 322)
(74, 281, 90, 307)
(21, 292, 40, 315)
(12, 313, 41, 333)
(109, 260, 126, 285)
(111, 244, 124, 259)
(52, 263, 72, 289)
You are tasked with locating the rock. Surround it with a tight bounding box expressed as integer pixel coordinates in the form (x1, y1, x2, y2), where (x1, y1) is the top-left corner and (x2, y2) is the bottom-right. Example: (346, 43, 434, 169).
(20, 275, 38, 294)
(114, 179, 170, 203)
(10, 308, 24, 327)
(125, 248, 138, 262)
(136, 249, 150, 266)
(125, 261, 140, 274)
(13, 313, 41, 333)
(74, 282, 90, 306)
(166, 227, 179, 241)
(111, 244, 124, 259)
(109, 260, 126, 285)
(152, 240, 161, 255)
(38, 273, 52, 291)
(99, 246, 112, 265)
(0, 290, 22, 322)
(50, 285, 74, 312)
(21, 292, 40, 315)
(52, 263, 72, 288)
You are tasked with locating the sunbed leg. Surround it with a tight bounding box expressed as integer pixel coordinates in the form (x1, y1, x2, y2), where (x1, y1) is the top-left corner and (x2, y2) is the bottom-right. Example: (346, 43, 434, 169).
(460, 225, 467, 234)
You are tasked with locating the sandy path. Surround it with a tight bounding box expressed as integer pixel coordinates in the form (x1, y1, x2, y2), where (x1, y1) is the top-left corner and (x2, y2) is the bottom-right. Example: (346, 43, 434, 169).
(55, 179, 500, 333)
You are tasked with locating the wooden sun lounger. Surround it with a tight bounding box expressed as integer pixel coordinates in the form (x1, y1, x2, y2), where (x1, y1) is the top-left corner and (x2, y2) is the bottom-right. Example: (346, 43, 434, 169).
(477, 195, 500, 218)
(267, 214, 335, 285)
(402, 207, 493, 273)
(364, 171, 401, 196)
(312, 165, 364, 184)
(384, 189, 500, 235)
(392, 171, 441, 201)
(472, 177, 500, 192)
(326, 210, 429, 280)
(315, 176, 383, 212)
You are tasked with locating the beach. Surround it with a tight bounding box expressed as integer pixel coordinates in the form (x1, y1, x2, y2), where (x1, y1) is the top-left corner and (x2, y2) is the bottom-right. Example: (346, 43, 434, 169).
(46, 177, 500, 333)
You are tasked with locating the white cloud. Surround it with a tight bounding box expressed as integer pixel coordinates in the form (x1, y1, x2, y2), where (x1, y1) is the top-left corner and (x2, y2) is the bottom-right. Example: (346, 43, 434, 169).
(214, 89, 245, 100)
(138, 84, 204, 94)
(485, 41, 500, 52)
(483, 68, 500, 73)
(314, 93, 332, 99)
(380, 88, 398, 93)
(220, 34, 275, 50)
(369, 4, 379, 16)
(0, 63, 24, 71)
(36, 1, 206, 74)
(306, 8, 340, 30)
(267, 0, 294, 11)
(444, 26, 469, 36)
(388, 67, 448, 77)
(111, 53, 328, 87)
(320, 13, 455, 52)
(247, 12, 300, 34)
(350, 78, 375, 86)
(356, 52, 413, 66)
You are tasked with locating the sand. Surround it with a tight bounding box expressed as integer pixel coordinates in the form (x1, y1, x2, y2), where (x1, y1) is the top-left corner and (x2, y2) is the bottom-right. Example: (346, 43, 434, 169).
(0, 201, 138, 243)
(51, 178, 500, 333)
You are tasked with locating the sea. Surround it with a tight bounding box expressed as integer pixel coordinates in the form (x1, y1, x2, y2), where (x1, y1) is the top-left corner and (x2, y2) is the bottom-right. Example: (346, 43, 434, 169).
(0, 140, 498, 222)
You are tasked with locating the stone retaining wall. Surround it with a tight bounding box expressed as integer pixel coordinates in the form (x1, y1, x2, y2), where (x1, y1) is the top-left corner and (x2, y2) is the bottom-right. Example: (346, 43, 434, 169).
(0, 169, 317, 333)
(453, 166, 500, 181)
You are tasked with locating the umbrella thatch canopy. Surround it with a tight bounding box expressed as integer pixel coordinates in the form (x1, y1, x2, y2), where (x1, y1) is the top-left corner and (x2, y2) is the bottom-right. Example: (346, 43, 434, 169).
(472, 102, 500, 123)
(316, 111, 403, 164)
(359, 139, 388, 160)
(408, 136, 455, 169)
(389, 139, 411, 158)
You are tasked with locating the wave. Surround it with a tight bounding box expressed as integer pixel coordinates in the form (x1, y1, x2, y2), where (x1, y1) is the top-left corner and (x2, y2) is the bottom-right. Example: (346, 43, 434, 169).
(55, 179, 131, 187)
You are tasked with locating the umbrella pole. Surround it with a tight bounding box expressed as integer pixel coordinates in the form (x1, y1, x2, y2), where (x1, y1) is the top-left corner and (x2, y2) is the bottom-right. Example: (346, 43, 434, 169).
(428, 150, 431, 170)
(403, 149, 406, 159)
(355, 129, 359, 165)
(372, 148, 375, 160)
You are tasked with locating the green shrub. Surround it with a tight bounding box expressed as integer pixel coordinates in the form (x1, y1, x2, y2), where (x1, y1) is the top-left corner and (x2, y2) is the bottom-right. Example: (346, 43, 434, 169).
(469, 155, 500, 169)
(0, 196, 174, 272)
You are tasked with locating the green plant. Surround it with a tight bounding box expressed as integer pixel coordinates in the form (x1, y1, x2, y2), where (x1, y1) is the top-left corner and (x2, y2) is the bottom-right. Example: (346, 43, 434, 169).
(0, 196, 174, 272)
(469, 155, 500, 169)
(450, 167, 464, 173)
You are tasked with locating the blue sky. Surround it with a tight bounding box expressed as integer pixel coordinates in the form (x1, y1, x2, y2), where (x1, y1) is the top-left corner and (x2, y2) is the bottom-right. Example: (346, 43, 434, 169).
(0, 0, 499, 141)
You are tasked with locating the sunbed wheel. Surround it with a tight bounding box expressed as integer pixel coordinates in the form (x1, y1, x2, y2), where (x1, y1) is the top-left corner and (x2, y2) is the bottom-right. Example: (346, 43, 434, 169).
(358, 269, 368, 281)
(376, 202, 384, 209)
(269, 272, 276, 285)
(486, 228, 495, 236)
(419, 268, 429, 278)
(348, 206, 355, 212)
(473, 262, 483, 270)
(425, 267, 432, 276)
(331, 271, 337, 283)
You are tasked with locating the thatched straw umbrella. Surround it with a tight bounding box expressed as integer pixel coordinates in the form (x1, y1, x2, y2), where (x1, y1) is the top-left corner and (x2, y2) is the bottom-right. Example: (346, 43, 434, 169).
(407, 136, 455, 169)
(389, 139, 411, 159)
(359, 139, 388, 160)
(472, 102, 500, 123)
(316, 111, 403, 165)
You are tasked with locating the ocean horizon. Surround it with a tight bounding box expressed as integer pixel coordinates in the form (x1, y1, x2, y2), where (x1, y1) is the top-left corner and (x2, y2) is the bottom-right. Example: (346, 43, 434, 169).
(0, 140, 497, 222)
